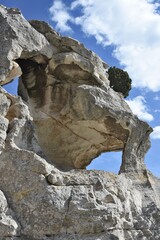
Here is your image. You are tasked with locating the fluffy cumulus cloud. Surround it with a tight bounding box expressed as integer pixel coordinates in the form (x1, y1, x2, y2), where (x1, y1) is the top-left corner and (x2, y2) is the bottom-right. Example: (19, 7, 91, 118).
(151, 126, 160, 139)
(125, 96, 154, 122)
(49, 0, 160, 91)
(49, 0, 73, 32)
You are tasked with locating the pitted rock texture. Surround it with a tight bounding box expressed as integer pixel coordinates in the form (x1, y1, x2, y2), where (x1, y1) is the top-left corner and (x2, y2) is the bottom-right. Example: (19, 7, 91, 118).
(0, 190, 19, 237)
(0, 5, 160, 240)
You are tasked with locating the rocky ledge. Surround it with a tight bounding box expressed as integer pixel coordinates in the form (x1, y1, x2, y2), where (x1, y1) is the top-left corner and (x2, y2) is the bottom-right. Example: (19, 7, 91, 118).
(0, 5, 160, 240)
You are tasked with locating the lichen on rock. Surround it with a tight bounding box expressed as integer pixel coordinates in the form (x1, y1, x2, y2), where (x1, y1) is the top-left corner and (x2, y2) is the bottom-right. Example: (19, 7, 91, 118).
(0, 5, 160, 240)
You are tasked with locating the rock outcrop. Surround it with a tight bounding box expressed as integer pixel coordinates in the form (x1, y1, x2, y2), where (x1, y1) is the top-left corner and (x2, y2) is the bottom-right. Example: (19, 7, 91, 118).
(0, 5, 160, 240)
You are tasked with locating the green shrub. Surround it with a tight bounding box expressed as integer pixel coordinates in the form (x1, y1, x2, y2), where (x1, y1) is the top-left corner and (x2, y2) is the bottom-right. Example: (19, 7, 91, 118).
(108, 66, 132, 98)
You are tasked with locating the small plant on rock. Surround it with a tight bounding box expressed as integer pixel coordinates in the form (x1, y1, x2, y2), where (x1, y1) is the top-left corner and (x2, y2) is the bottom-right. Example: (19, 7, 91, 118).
(108, 66, 132, 98)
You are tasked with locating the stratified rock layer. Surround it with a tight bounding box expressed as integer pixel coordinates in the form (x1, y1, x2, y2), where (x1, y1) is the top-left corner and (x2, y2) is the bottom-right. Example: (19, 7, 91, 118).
(0, 5, 160, 240)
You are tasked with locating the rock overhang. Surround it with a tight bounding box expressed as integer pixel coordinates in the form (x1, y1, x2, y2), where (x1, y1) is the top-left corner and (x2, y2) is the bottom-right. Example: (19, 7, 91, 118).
(0, 5, 152, 172)
(15, 53, 131, 170)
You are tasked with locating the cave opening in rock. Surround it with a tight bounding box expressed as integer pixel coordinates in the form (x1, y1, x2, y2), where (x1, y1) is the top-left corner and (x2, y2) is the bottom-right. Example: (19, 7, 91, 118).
(87, 151, 122, 174)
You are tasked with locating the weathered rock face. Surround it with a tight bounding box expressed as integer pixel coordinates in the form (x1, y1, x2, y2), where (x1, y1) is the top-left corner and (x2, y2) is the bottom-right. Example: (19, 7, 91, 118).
(0, 5, 160, 240)
(0, 6, 54, 86)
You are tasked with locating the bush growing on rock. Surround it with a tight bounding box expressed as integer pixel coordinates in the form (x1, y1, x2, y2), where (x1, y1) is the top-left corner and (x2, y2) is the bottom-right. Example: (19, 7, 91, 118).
(108, 66, 132, 98)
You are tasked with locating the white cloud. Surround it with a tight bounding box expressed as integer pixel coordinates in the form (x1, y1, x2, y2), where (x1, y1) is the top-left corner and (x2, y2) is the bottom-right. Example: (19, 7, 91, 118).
(49, 0, 73, 32)
(125, 96, 154, 122)
(151, 126, 160, 139)
(49, 0, 160, 91)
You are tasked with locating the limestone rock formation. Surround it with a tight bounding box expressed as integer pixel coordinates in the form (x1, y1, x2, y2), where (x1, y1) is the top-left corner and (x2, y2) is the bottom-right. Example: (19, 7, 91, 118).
(0, 5, 160, 240)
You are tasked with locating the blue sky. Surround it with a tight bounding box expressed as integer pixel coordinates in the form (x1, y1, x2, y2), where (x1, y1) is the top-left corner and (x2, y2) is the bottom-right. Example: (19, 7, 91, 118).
(1, 0, 160, 177)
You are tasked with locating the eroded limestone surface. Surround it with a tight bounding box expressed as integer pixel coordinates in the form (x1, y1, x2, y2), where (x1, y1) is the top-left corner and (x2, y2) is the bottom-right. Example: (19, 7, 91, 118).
(0, 5, 160, 240)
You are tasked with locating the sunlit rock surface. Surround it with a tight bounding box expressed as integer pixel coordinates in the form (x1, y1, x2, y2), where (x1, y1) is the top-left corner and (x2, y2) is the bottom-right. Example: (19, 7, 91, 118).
(0, 5, 160, 240)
